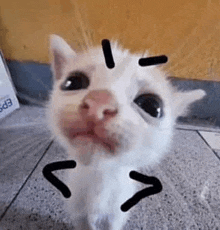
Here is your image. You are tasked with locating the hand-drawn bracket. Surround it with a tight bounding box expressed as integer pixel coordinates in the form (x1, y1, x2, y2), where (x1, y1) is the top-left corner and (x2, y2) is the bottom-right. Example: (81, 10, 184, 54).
(120, 171, 163, 212)
(42, 161, 163, 212)
(42, 160, 76, 198)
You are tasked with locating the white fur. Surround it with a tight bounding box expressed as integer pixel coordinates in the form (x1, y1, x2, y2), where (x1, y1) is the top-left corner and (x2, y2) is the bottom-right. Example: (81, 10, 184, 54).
(47, 35, 206, 230)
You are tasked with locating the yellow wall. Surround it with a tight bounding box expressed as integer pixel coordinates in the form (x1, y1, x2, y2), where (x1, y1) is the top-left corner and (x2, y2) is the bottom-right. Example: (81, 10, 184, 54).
(1, 0, 220, 81)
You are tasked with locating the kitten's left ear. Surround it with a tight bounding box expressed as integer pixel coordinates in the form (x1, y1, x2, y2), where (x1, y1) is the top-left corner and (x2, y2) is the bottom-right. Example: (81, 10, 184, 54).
(50, 34, 76, 80)
(173, 89, 206, 117)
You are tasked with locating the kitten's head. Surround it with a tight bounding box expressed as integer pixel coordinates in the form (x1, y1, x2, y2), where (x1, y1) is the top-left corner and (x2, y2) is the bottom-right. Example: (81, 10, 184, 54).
(47, 35, 205, 165)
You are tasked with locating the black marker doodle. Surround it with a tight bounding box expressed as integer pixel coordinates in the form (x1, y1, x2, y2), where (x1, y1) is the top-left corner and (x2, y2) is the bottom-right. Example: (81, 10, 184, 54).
(101, 39, 168, 68)
(139, 55, 168, 67)
(43, 160, 76, 198)
(43, 39, 165, 208)
(101, 39, 115, 69)
(43, 161, 162, 212)
(120, 171, 163, 212)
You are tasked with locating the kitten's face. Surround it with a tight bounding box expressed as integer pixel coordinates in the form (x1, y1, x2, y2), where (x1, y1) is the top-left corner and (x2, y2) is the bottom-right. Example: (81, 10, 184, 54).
(48, 35, 205, 165)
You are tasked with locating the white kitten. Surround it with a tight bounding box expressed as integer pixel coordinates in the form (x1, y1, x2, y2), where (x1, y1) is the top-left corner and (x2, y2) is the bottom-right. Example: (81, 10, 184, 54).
(47, 35, 205, 230)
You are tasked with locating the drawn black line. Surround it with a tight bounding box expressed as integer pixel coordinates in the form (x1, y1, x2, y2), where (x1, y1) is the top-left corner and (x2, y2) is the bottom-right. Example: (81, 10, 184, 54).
(139, 55, 168, 66)
(43, 160, 76, 198)
(101, 39, 115, 69)
(120, 171, 163, 212)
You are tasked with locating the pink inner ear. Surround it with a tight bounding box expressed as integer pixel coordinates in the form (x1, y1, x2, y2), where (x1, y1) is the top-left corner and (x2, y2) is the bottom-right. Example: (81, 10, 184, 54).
(52, 50, 66, 80)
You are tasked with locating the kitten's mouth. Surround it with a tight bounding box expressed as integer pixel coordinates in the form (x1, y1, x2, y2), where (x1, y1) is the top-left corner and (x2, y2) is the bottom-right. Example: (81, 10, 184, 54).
(66, 128, 117, 152)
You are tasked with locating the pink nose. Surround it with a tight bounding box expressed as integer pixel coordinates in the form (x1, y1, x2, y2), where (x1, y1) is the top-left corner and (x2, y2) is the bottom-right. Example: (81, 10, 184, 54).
(80, 90, 118, 121)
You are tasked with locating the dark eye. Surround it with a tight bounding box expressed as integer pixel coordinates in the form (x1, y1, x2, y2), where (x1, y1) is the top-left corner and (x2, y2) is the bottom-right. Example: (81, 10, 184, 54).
(134, 94, 163, 118)
(60, 71, 90, 91)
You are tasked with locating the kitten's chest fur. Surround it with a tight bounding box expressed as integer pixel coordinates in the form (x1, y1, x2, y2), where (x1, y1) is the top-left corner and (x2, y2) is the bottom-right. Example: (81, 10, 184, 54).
(65, 158, 137, 219)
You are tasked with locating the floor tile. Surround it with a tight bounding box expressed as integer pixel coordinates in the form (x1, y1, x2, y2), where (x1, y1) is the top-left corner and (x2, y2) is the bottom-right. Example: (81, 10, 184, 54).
(0, 141, 73, 230)
(0, 104, 47, 129)
(1, 129, 220, 229)
(175, 123, 220, 132)
(199, 131, 220, 150)
(0, 125, 52, 218)
(214, 150, 220, 159)
(127, 129, 220, 230)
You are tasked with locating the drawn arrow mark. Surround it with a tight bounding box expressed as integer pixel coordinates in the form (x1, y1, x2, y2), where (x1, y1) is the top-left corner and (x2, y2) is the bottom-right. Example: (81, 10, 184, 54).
(43, 162, 162, 212)
(120, 171, 163, 212)
(42, 160, 76, 198)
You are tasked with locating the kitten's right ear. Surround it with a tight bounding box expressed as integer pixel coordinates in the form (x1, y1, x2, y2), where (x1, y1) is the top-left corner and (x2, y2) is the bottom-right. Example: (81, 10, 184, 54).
(173, 89, 206, 117)
(50, 35, 76, 80)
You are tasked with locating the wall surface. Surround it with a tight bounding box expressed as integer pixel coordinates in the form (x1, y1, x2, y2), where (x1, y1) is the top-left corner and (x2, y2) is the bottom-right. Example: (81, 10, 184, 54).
(1, 0, 220, 81)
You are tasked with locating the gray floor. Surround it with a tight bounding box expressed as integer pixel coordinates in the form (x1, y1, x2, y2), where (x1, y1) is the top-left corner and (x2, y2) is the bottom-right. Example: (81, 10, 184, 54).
(0, 105, 220, 230)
